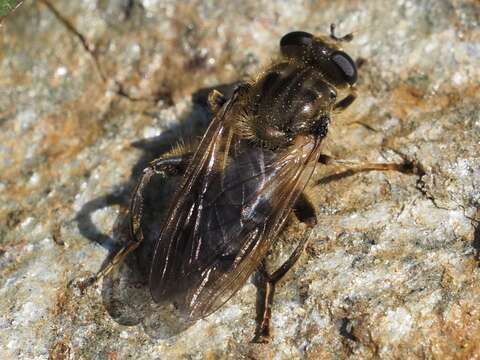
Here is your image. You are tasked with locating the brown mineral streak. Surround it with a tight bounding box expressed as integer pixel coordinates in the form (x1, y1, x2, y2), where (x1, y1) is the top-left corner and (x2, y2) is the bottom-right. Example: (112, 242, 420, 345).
(389, 83, 480, 120)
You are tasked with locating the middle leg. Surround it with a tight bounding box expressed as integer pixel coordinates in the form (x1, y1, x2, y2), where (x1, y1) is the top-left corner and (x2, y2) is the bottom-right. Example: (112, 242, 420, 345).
(94, 154, 191, 282)
(317, 153, 424, 181)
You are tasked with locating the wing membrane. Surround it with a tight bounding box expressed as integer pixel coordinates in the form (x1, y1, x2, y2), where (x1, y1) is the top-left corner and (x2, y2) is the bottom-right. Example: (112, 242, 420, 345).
(147, 89, 323, 319)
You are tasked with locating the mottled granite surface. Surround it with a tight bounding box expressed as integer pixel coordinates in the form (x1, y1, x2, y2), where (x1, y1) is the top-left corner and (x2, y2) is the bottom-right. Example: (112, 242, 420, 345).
(1, 0, 479, 359)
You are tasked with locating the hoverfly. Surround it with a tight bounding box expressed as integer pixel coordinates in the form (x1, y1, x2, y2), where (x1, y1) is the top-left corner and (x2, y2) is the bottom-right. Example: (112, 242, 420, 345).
(97, 25, 418, 342)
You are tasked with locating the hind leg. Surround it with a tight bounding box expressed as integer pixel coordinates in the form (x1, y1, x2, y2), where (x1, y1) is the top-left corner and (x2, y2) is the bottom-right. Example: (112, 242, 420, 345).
(253, 193, 317, 343)
(251, 150, 424, 342)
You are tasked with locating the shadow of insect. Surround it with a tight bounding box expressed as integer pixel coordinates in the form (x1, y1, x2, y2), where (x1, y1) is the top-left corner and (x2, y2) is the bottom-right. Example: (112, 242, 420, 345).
(75, 83, 239, 338)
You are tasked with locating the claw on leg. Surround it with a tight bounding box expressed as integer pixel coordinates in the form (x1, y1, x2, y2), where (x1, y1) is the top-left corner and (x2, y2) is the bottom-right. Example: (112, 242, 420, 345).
(253, 269, 276, 343)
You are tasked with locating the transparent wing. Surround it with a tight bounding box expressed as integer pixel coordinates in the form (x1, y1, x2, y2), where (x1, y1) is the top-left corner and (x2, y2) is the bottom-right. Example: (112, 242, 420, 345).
(146, 88, 323, 319)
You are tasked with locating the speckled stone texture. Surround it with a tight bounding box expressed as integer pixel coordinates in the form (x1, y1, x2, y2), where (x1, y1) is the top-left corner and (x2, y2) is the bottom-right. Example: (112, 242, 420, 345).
(1, 0, 479, 359)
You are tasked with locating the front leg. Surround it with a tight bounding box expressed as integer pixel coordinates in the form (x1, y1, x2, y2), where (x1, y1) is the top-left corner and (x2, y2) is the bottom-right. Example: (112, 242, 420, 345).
(334, 90, 357, 112)
(208, 89, 227, 113)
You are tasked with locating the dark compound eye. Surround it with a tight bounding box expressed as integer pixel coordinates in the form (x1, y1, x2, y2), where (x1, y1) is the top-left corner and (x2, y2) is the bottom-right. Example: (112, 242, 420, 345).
(331, 51, 357, 85)
(280, 31, 313, 58)
(280, 31, 314, 48)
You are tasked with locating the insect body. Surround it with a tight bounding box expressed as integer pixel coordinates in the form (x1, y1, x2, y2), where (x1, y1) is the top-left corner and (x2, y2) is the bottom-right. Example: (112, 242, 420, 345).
(99, 27, 408, 342)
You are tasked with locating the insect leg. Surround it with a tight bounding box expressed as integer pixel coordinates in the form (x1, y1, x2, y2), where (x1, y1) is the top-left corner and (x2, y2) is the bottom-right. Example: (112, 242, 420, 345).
(267, 194, 316, 283)
(253, 193, 316, 343)
(330, 23, 354, 42)
(94, 155, 191, 282)
(253, 264, 276, 343)
(334, 90, 357, 111)
(318, 154, 424, 177)
(208, 89, 227, 113)
(293, 192, 318, 226)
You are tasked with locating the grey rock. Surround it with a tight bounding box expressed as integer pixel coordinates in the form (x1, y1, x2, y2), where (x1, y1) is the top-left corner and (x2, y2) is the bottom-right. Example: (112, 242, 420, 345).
(0, 0, 479, 358)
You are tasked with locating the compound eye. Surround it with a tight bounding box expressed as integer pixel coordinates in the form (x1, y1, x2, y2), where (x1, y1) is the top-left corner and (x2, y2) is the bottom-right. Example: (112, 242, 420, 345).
(280, 31, 313, 58)
(331, 51, 357, 85)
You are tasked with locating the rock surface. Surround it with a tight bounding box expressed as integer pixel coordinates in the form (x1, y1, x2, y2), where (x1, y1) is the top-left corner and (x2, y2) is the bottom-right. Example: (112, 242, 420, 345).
(1, 0, 479, 359)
